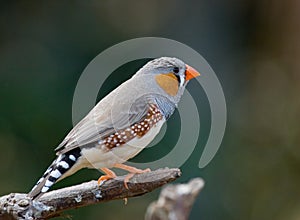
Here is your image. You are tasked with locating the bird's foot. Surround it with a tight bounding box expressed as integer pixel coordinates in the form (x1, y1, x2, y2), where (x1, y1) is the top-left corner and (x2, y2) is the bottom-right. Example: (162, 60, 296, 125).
(97, 167, 117, 185)
(114, 163, 151, 189)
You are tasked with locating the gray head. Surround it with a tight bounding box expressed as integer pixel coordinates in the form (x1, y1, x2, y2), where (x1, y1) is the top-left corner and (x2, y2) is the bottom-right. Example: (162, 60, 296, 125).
(136, 57, 200, 97)
(133, 57, 200, 118)
(138, 57, 187, 87)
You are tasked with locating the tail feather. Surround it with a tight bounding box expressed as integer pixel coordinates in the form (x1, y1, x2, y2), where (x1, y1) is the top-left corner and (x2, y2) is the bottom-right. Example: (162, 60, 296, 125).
(28, 148, 81, 200)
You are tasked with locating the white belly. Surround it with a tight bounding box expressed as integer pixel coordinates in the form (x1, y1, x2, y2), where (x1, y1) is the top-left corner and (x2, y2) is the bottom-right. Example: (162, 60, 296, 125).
(81, 119, 165, 169)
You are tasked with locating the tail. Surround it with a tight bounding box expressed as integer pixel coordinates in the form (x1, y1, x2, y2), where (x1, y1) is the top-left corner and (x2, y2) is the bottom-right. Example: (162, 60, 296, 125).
(28, 148, 81, 200)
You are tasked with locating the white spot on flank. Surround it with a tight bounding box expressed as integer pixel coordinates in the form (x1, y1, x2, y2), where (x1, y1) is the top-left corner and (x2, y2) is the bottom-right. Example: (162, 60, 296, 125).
(69, 155, 76, 161)
(51, 169, 62, 179)
(58, 161, 69, 169)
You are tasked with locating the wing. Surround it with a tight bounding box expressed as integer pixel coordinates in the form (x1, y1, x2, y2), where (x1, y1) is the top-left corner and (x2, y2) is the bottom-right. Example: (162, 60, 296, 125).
(55, 94, 151, 155)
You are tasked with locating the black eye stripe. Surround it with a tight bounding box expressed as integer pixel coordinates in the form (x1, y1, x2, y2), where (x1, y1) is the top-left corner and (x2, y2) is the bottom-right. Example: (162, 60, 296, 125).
(172, 67, 181, 85)
(174, 74, 181, 84)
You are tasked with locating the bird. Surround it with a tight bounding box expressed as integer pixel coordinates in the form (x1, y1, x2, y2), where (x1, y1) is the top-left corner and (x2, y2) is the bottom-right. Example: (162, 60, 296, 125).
(28, 57, 200, 200)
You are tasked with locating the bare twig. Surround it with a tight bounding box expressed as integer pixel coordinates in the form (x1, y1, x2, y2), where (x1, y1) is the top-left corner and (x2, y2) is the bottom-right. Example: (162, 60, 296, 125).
(145, 178, 205, 220)
(0, 168, 181, 220)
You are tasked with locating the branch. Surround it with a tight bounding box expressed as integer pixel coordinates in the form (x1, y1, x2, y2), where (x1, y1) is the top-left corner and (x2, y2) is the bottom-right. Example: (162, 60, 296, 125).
(145, 178, 204, 220)
(0, 168, 181, 220)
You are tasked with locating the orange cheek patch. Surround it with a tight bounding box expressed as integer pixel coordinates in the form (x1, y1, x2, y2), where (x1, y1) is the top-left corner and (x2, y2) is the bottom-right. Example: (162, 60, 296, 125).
(155, 73, 179, 96)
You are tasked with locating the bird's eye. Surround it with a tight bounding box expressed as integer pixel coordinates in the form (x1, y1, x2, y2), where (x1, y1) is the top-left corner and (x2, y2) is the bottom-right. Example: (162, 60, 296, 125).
(173, 66, 179, 74)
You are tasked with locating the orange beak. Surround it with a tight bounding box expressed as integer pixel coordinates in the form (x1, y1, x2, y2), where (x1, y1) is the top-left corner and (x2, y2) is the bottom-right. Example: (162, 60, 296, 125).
(185, 64, 200, 81)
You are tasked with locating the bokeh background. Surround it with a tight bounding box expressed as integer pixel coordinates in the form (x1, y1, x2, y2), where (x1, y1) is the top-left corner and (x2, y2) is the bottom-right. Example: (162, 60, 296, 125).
(1, 1, 300, 219)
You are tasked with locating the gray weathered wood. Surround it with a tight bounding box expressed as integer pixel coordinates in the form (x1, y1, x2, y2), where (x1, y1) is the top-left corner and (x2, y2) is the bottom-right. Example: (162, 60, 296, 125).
(0, 168, 181, 220)
(145, 178, 204, 220)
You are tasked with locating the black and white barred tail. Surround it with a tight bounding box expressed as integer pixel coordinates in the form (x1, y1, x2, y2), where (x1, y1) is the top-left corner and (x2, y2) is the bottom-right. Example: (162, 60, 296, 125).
(28, 148, 81, 200)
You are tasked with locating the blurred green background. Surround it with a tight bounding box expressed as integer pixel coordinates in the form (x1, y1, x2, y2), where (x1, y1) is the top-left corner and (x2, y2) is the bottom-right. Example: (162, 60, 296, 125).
(1, 1, 300, 219)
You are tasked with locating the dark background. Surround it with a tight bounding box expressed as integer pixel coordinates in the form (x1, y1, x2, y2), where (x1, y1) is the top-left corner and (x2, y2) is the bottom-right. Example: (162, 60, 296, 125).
(1, 1, 300, 219)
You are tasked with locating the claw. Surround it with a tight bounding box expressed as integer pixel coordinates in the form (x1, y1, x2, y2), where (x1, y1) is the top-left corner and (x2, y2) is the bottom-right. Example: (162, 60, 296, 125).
(97, 168, 116, 186)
